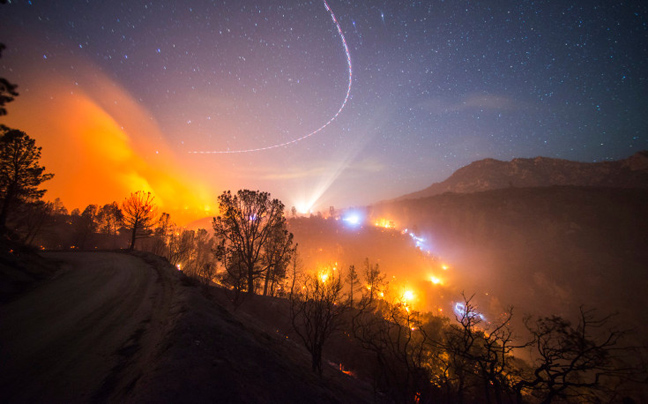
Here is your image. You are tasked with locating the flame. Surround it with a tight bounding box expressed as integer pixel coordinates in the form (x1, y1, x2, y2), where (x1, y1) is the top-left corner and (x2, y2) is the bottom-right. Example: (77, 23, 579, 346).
(403, 290, 415, 301)
(430, 275, 443, 285)
(374, 218, 395, 229)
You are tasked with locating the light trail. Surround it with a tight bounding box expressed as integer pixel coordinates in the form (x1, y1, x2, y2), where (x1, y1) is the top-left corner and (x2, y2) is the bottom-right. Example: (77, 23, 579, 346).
(191, 0, 352, 154)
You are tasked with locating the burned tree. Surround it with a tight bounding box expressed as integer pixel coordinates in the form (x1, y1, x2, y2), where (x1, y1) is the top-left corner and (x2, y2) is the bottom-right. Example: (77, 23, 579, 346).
(515, 308, 629, 403)
(122, 191, 157, 250)
(290, 268, 348, 376)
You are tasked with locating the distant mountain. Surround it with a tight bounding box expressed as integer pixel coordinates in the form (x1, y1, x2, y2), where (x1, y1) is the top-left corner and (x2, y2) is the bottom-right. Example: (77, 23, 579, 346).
(398, 151, 648, 200)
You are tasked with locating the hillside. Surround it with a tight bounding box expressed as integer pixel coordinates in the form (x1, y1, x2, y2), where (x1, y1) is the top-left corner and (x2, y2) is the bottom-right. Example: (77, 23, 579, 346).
(0, 251, 372, 403)
(398, 151, 648, 200)
(372, 186, 648, 334)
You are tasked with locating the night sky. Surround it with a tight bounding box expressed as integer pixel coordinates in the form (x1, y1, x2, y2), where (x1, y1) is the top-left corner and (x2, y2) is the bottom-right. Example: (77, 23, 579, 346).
(1, 0, 647, 221)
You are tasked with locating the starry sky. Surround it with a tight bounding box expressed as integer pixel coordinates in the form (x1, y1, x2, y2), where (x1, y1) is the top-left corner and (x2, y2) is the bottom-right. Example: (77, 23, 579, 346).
(1, 0, 647, 222)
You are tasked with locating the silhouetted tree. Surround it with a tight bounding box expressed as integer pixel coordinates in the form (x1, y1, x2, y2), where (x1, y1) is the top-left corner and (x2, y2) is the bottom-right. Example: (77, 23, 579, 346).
(14, 200, 52, 246)
(363, 258, 385, 303)
(439, 294, 523, 404)
(345, 264, 360, 307)
(290, 267, 349, 376)
(213, 189, 293, 295)
(122, 191, 157, 250)
(515, 308, 629, 404)
(0, 43, 19, 116)
(96, 202, 122, 235)
(150, 212, 173, 255)
(261, 225, 295, 296)
(0, 128, 53, 236)
(351, 293, 446, 404)
(190, 228, 215, 282)
(73, 204, 99, 249)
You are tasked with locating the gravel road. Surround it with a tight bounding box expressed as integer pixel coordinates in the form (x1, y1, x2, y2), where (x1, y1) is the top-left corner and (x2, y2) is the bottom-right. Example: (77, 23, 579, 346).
(0, 252, 179, 403)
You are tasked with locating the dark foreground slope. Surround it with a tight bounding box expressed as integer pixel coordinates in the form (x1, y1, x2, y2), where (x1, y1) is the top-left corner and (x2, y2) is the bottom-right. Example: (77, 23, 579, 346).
(0, 251, 371, 404)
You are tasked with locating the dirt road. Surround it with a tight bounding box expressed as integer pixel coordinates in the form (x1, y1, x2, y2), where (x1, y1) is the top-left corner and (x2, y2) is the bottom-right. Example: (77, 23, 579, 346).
(0, 252, 179, 403)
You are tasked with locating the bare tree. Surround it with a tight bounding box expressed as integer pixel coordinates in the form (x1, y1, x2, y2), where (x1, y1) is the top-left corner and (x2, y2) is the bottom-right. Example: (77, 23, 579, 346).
(122, 191, 157, 250)
(351, 294, 444, 404)
(515, 308, 629, 404)
(345, 264, 360, 307)
(290, 267, 349, 376)
(363, 258, 385, 303)
(440, 295, 523, 404)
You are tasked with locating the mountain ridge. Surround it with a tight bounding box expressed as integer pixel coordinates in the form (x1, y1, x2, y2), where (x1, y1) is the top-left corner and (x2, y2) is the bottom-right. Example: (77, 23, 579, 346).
(397, 150, 648, 200)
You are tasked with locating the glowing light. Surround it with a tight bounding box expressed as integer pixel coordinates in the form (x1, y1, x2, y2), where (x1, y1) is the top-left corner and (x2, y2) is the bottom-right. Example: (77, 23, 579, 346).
(441, 265, 449, 271)
(342, 213, 362, 226)
(430, 276, 443, 285)
(453, 302, 486, 321)
(296, 203, 312, 215)
(191, 0, 352, 154)
(403, 290, 415, 301)
(320, 272, 329, 283)
(374, 218, 395, 229)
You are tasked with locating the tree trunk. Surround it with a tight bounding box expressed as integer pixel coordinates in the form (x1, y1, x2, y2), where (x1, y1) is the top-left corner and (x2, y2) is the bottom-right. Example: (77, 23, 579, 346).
(312, 345, 323, 376)
(129, 219, 138, 250)
(262, 266, 271, 296)
(0, 187, 15, 235)
(247, 268, 255, 294)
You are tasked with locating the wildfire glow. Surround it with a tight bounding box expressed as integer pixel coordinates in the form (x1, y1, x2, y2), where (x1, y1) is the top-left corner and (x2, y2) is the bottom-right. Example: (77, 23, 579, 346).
(430, 276, 443, 285)
(2, 61, 216, 224)
(374, 218, 395, 229)
(403, 290, 415, 301)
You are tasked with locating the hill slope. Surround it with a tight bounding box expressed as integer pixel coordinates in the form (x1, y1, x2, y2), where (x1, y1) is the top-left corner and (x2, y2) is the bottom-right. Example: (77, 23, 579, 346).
(372, 186, 648, 333)
(0, 251, 371, 403)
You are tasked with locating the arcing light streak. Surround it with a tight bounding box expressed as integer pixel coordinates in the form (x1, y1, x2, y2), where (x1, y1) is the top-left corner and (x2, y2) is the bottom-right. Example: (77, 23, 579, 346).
(190, 0, 352, 154)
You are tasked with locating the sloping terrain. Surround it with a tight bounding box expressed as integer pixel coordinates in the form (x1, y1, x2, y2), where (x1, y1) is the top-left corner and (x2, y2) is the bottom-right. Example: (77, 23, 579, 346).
(373, 186, 648, 333)
(0, 251, 371, 403)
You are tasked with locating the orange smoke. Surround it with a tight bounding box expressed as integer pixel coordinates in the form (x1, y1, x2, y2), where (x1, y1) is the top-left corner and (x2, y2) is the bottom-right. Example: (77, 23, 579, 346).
(1, 65, 216, 224)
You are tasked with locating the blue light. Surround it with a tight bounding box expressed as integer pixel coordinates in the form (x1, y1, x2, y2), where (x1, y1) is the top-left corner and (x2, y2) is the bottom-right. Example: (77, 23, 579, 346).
(342, 212, 362, 226)
(453, 302, 486, 322)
